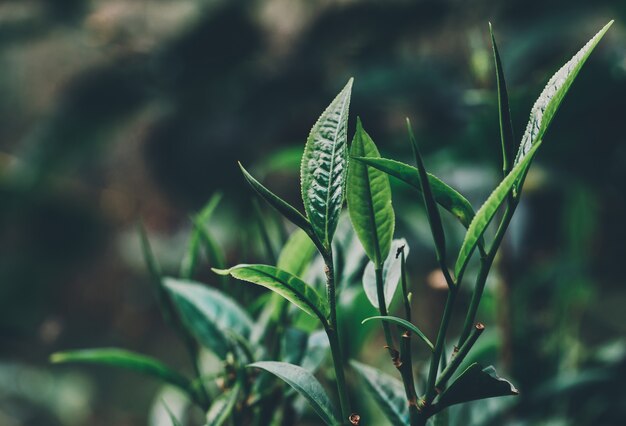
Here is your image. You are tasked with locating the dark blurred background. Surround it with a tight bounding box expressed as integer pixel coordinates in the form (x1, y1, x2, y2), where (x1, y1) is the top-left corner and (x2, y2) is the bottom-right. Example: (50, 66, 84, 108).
(1, 0, 625, 425)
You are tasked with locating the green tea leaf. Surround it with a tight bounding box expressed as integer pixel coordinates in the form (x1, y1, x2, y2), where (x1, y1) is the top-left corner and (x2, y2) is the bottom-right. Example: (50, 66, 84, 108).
(514, 21, 613, 169)
(239, 162, 317, 246)
(248, 361, 339, 426)
(213, 264, 329, 323)
(354, 157, 475, 229)
(362, 315, 433, 351)
(406, 119, 448, 272)
(51, 348, 193, 397)
(362, 239, 409, 310)
(277, 229, 317, 278)
(301, 78, 353, 250)
(350, 360, 409, 426)
(435, 363, 518, 412)
(454, 142, 541, 279)
(164, 278, 253, 359)
(347, 118, 395, 267)
(489, 23, 515, 176)
(180, 192, 223, 279)
(206, 383, 240, 426)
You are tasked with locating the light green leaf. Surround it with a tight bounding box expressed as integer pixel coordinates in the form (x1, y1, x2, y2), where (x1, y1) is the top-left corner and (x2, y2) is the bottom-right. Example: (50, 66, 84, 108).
(51, 349, 193, 398)
(163, 401, 183, 426)
(362, 315, 433, 351)
(164, 278, 253, 359)
(180, 192, 223, 279)
(301, 78, 353, 250)
(206, 383, 240, 426)
(248, 361, 339, 426)
(347, 118, 395, 267)
(213, 264, 329, 323)
(277, 229, 317, 278)
(239, 162, 317, 246)
(363, 239, 409, 310)
(514, 21, 613, 169)
(354, 157, 475, 229)
(489, 23, 515, 176)
(454, 142, 541, 279)
(434, 363, 518, 413)
(350, 360, 409, 426)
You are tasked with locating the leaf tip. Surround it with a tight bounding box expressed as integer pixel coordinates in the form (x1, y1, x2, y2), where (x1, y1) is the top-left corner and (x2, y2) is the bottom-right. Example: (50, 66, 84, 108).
(211, 267, 231, 276)
(49, 352, 64, 363)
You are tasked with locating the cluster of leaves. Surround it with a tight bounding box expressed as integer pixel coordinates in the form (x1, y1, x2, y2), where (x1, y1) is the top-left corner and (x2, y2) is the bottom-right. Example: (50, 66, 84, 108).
(51, 22, 612, 426)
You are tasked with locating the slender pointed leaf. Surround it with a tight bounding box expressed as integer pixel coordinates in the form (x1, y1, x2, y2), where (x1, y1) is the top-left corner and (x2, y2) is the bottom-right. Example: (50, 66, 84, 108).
(51, 349, 193, 397)
(455, 142, 542, 279)
(347, 118, 395, 267)
(489, 23, 515, 176)
(406, 119, 448, 269)
(206, 383, 240, 426)
(362, 315, 433, 351)
(164, 278, 253, 359)
(514, 21, 613, 169)
(435, 363, 518, 412)
(239, 162, 316, 242)
(301, 78, 353, 249)
(350, 360, 409, 426)
(213, 264, 329, 323)
(180, 192, 223, 279)
(362, 239, 409, 310)
(248, 361, 339, 426)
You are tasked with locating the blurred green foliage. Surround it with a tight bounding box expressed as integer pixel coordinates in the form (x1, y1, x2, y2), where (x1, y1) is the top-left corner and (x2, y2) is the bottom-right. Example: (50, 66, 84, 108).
(1, 0, 625, 425)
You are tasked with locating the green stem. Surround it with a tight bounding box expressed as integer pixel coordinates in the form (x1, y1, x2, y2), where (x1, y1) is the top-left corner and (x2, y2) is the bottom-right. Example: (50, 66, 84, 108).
(323, 249, 352, 424)
(458, 200, 517, 346)
(375, 266, 397, 356)
(436, 323, 484, 389)
(424, 289, 457, 405)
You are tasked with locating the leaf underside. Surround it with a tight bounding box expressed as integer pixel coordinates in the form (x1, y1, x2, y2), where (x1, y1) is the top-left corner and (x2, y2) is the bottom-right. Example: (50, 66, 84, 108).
(362, 239, 409, 310)
(435, 363, 518, 413)
(351, 360, 409, 426)
(248, 361, 339, 426)
(164, 278, 253, 359)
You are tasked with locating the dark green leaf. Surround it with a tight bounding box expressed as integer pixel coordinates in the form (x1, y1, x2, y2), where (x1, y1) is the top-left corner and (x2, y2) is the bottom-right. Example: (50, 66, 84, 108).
(354, 157, 475, 230)
(435, 363, 518, 412)
(51, 348, 193, 397)
(514, 21, 613, 169)
(248, 361, 339, 426)
(406, 119, 448, 271)
(347, 118, 395, 267)
(489, 23, 515, 176)
(206, 383, 240, 426)
(239, 162, 317, 245)
(213, 264, 329, 323)
(362, 239, 409, 310)
(164, 278, 253, 359)
(301, 78, 353, 250)
(180, 192, 223, 279)
(362, 315, 433, 351)
(350, 360, 409, 426)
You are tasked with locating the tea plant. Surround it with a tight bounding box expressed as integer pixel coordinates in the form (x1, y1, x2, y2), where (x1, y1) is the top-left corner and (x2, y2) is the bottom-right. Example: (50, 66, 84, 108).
(51, 21, 613, 426)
